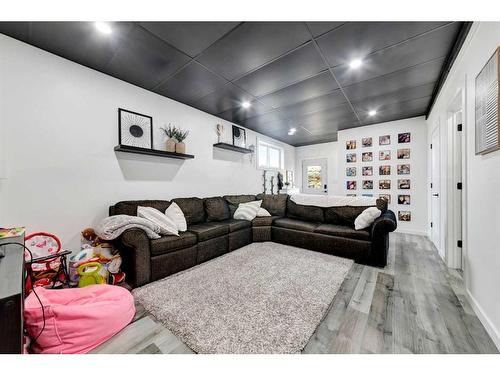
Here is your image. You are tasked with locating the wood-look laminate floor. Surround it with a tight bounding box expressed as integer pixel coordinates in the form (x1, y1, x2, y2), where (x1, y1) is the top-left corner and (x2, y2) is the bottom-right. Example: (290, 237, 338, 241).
(91, 233, 498, 354)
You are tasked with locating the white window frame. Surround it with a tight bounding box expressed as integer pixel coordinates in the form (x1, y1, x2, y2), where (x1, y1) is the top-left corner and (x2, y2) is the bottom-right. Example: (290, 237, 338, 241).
(256, 139, 284, 171)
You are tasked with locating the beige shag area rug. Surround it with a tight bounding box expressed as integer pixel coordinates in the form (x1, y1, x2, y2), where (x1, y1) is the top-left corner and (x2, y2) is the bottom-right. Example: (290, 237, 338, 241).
(133, 242, 353, 354)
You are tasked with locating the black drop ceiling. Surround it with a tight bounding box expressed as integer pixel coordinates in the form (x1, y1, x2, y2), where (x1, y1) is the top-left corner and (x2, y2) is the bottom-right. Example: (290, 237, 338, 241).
(0, 21, 469, 146)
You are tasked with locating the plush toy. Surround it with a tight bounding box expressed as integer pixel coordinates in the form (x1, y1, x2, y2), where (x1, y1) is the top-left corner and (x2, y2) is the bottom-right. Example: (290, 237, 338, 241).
(77, 262, 106, 287)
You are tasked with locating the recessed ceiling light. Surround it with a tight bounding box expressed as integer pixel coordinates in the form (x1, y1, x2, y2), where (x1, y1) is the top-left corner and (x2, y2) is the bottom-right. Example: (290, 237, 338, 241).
(349, 59, 363, 69)
(95, 22, 112, 35)
(368, 110, 377, 116)
(288, 127, 297, 135)
(241, 101, 251, 109)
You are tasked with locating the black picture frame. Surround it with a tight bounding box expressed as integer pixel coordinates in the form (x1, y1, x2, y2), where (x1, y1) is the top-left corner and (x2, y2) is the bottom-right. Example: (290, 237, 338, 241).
(232, 125, 247, 148)
(118, 108, 153, 149)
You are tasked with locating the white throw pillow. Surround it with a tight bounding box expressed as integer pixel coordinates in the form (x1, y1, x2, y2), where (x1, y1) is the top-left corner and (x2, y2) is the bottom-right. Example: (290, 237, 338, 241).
(137, 206, 179, 236)
(165, 202, 187, 232)
(354, 207, 382, 230)
(257, 207, 271, 217)
(234, 200, 262, 221)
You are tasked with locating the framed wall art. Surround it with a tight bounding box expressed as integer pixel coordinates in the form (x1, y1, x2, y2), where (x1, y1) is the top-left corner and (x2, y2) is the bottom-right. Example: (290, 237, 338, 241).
(118, 108, 153, 149)
(232, 125, 247, 148)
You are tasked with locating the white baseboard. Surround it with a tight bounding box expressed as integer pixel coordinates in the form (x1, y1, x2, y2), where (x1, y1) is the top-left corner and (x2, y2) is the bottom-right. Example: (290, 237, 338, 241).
(466, 288, 500, 351)
(394, 228, 428, 236)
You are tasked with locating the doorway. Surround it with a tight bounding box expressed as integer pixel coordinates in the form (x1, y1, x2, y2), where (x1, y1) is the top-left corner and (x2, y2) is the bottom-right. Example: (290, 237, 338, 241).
(430, 126, 442, 258)
(302, 158, 328, 195)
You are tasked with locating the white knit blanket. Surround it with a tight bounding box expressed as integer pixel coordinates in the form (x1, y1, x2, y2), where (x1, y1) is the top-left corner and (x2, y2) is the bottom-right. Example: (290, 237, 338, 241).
(290, 194, 377, 208)
(95, 215, 161, 240)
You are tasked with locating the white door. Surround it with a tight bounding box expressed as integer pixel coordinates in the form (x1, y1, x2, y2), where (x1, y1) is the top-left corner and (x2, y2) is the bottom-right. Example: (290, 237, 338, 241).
(431, 127, 442, 257)
(302, 159, 328, 195)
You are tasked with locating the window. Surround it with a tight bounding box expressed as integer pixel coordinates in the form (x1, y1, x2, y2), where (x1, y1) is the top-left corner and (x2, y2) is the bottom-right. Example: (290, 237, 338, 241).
(257, 140, 284, 170)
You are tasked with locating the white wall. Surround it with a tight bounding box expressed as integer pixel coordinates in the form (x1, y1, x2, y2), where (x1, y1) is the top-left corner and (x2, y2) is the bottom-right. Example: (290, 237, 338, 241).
(426, 22, 500, 349)
(295, 117, 428, 235)
(0, 34, 295, 250)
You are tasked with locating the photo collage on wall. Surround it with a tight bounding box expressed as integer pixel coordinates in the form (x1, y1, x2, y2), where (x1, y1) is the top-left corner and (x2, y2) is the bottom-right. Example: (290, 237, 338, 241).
(344, 132, 412, 221)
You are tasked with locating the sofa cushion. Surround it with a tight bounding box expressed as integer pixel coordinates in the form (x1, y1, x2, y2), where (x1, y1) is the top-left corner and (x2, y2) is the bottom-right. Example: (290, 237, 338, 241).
(221, 219, 252, 232)
(256, 194, 287, 216)
(324, 198, 388, 226)
(113, 200, 170, 217)
(252, 215, 279, 227)
(204, 197, 230, 222)
(150, 231, 198, 256)
(314, 224, 370, 241)
(172, 197, 205, 225)
(286, 199, 324, 222)
(273, 218, 319, 232)
(188, 222, 229, 242)
(223, 195, 256, 216)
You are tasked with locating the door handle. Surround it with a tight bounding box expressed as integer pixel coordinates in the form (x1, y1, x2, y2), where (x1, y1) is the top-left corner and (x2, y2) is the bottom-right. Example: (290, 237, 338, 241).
(433, 193, 439, 197)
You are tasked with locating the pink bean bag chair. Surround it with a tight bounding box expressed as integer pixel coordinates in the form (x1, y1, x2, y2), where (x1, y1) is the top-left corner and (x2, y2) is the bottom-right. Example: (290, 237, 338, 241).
(24, 284, 135, 354)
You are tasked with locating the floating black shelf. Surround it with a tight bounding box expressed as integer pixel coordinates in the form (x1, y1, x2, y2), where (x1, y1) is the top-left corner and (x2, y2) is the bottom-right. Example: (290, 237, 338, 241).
(114, 145, 195, 159)
(213, 142, 253, 154)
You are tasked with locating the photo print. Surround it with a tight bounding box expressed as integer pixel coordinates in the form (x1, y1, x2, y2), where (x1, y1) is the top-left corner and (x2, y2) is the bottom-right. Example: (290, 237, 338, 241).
(346, 167, 357, 177)
(347, 180, 357, 190)
(379, 179, 391, 189)
(398, 179, 411, 189)
(346, 140, 356, 150)
(362, 152, 373, 162)
(346, 153, 357, 163)
(397, 148, 411, 159)
(398, 132, 411, 143)
(379, 135, 391, 145)
(379, 194, 391, 204)
(397, 164, 410, 175)
(398, 211, 411, 221)
(362, 180, 373, 189)
(398, 195, 411, 205)
(362, 137, 373, 147)
(379, 150, 391, 161)
(379, 165, 391, 175)
(362, 166, 373, 176)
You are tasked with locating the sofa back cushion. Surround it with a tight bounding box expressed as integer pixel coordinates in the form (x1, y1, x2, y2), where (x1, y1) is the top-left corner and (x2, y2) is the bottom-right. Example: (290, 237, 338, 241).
(256, 194, 287, 217)
(223, 195, 256, 216)
(324, 198, 388, 226)
(172, 197, 205, 225)
(112, 200, 170, 217)
(286, 199, 324, 223)
(204, 197, 230, 222)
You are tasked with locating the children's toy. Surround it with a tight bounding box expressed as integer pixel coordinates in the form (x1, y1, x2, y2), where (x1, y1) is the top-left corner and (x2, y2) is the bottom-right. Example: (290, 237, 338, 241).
(77, 262, 106, 287)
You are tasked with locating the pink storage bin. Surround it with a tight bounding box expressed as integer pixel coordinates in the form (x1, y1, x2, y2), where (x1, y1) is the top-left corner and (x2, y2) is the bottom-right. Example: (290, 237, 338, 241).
(24, 284, 135, 354)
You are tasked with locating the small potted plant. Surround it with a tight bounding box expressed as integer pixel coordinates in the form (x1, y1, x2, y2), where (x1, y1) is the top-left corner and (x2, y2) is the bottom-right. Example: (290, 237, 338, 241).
(174, 128, 189, 154)
(160, 124, 176, 152)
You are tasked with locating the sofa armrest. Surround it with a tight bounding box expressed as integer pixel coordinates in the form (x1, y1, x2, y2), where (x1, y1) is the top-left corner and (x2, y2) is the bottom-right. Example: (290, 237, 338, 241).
(115, 228, 152, 288)
(369, 210, 397, 267)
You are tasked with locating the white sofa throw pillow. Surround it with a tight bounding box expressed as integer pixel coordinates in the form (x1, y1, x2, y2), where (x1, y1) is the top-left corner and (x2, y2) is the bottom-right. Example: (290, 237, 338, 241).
(354, 207, 382, 230)
(234, 200, 262, 221)
(165, 202, 187, 232)
(257, 207, 271, 217)
(137, 206, 179, 236)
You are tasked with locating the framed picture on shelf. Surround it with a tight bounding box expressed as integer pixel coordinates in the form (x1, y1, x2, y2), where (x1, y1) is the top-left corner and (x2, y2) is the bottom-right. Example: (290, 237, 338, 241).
(362, 152, 373, 162)
(398, 211, 411, 221)
(232, 125, 247, 148)
(398, 132, 411, 143)
(398, 179, 411, 189)
(397, 164, 411, 174)
(379, 135, 391, 145)
(362, 180, 373, 189)
(397, 148, 411, 159)
(362, 137, 373, 147)
(346, 140, 356, 150)
(347, 180, 357, 190)
(398, 194, 411, 205)
(362, 166, 373, 176)
(379, 194, 391, 204)
(346, 167, 357, 177)
(346, 153, 357, 163)
(118, 108, 153, 149)
(379, 179, 391, 189)
(379, 165, 391, 175)
(379, 150, 391, 161)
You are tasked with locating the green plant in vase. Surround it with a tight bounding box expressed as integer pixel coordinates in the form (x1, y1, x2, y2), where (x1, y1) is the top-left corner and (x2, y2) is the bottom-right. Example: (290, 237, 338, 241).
(160, 124, 177, 152)
(174, 128, 189, 154)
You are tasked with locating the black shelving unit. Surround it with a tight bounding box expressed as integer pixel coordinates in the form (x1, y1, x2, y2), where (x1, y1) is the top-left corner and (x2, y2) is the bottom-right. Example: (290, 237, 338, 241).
(114, 145, 195, 159)
(213, 142, 253, 154)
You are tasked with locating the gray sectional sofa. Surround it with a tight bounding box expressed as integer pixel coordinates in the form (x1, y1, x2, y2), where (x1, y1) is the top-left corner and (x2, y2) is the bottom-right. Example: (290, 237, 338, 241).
(109, 194, 397, 288)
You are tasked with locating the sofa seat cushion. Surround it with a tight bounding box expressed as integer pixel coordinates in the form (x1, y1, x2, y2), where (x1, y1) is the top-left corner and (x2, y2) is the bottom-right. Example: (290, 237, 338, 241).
(188, 222, 229, 242)
(314, 224, 370, 241)
(221, 218, 252, 232)
(273, 218, 319, 232)
(150, 231, 198, 256)
(252, 215, 280, 227)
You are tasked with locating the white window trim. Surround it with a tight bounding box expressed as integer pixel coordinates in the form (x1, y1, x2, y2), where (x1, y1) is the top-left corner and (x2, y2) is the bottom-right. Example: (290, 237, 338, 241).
(256, 138, 284, 171)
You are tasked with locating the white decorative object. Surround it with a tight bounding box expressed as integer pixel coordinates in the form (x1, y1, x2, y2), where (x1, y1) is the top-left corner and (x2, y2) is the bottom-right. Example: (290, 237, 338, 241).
(354, 207, 382, 230)
(257, 207, 271, 217)
(165, 202, 187, 232)
(234, 200, 262, 221)
(137, 206, 179, 236)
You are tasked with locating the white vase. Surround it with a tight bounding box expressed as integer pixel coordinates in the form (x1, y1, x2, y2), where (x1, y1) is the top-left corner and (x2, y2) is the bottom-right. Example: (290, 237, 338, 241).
(165, 138, 176, 152)
(175, 142, 186, 154)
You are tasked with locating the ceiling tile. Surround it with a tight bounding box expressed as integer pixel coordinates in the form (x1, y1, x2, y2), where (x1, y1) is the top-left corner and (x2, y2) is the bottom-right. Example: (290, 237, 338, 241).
(306, 22, 345, 37)
(332, 23, 461, 86)
(154, 61, 227, 105)
(197, 22, 311, 80)
(342, 57, 445, 102)
(317, 21, 449, 67)
(233, 42, 327, 97)
(278, 89, 347, 118)
(139, 22, 239, 57)
(258, 71, 338, 108)
(357, 97, 430, 126)
(192, 82, 257, 114)
(217, 100, 275, 123)
(292, 103, 357, 129)
(0, 22, 30, 42)
(243, 110, 291, 130)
